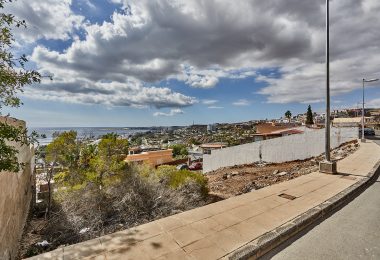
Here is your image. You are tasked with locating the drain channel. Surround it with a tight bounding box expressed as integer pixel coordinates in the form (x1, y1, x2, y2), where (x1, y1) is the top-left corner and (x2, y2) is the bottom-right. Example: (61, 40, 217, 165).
(279, 193, 297, 200)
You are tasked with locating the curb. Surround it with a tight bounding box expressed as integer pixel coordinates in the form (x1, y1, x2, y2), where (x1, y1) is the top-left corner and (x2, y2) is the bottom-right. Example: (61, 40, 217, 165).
(226, 159, 380, 260)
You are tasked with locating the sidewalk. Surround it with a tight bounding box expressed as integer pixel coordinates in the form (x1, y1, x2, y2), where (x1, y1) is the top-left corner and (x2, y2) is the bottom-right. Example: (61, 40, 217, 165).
(29, 141, 380, 260)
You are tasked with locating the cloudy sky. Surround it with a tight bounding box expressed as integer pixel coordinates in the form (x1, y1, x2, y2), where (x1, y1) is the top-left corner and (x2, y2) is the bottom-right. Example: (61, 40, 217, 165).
(3, 0, 380, 127)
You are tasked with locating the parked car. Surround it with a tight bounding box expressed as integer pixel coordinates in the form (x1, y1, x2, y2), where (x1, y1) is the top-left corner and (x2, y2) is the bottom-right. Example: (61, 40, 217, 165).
(176, 164, 189, 170)
(189, 162, 202, 171)
(359, 128, 375, 136)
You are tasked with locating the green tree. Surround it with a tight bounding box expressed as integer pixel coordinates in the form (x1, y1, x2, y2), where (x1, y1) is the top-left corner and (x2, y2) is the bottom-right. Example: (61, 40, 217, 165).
(0, 0, 41, 172)
(87, 134, 128, 188)
(306, 105, 314, 125)
(44, 131, 79, 215)
(285, 110, 292, 121)
(169, 144, 188, 158)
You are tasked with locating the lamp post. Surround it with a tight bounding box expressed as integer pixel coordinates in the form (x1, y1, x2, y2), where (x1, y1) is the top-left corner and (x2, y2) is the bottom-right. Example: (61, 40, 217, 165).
(319, 0, 337, 174)
(361, 78, 379, 142)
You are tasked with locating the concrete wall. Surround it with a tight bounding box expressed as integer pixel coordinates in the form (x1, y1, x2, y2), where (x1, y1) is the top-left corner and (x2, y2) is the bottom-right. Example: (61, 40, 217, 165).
(0, 117, 35, 260)
(203, 127, 358, 173)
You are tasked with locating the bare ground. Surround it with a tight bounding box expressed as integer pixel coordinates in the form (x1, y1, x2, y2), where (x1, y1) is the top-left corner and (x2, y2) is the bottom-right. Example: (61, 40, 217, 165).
(206, 140, 359, 198)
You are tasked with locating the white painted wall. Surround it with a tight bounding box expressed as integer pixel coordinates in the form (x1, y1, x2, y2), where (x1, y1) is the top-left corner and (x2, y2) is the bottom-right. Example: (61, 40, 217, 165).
(203, 127, 358, 173)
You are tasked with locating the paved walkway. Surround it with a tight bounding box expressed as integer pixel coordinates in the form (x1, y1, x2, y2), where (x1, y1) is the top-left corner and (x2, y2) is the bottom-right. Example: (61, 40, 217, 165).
(263, 139, 380, 260)
(29, 141, 380, 260)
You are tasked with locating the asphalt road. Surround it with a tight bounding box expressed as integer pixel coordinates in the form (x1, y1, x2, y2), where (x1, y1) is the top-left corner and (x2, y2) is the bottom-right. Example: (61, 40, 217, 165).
(261, 138, 380, 260)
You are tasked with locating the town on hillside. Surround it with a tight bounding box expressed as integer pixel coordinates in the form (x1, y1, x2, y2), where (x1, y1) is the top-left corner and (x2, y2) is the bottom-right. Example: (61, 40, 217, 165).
(122, 106, 380, 170)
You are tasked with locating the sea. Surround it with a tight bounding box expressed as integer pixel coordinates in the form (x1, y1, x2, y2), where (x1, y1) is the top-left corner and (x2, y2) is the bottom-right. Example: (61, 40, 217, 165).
(29, 127, 154, 146)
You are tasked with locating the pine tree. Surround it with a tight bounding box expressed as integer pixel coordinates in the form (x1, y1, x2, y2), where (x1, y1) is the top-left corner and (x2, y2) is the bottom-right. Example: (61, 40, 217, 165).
(306, 105, 314, 125)
(1, 0, 42, 172)
(285, 110, 292, 122)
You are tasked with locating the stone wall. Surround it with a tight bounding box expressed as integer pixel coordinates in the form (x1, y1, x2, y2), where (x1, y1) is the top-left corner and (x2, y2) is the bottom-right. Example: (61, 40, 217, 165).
(203, 127, 358, 173)
(0, 117, 35, 259)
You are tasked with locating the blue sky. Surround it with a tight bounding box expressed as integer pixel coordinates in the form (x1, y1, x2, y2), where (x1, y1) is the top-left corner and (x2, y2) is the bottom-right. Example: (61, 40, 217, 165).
(3, 0, 380, 127)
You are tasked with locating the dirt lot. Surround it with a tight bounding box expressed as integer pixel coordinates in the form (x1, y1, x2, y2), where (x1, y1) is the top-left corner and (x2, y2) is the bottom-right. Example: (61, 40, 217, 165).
(206, 140, 359, 198)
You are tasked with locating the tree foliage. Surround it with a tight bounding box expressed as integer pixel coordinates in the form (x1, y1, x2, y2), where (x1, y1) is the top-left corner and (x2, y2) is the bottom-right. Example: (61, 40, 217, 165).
(285, 110, 292, 121)
(169, 143, 188, 158)
(47, 131, 129, 188)
(0, 0, 41, 172)
(306, 105, 314, 125)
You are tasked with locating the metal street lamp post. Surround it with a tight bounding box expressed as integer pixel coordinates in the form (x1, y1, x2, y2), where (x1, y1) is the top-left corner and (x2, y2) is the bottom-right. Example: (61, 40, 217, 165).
(361, 78, 379, 142)
(319, 0, 337, 174)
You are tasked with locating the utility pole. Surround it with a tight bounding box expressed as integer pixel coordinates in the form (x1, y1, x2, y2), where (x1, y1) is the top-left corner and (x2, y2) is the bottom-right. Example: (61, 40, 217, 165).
(320, 0, 337, 174)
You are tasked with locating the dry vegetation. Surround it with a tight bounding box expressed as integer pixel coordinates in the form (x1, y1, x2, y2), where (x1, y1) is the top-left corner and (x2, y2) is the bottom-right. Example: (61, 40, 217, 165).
(19, 165, 215, 258)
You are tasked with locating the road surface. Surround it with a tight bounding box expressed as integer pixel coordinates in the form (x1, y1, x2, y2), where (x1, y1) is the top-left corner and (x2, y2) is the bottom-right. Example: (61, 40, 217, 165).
(262, 138, 380, 260)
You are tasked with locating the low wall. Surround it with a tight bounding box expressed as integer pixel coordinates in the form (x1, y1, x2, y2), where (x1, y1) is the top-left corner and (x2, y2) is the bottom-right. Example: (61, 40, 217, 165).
(203, 127, 358, 173)
(0, 117, 35, 260)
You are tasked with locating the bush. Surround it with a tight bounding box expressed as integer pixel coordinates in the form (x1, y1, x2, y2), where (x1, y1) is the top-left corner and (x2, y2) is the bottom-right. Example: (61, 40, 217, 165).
(156, 165, 208, 196)
(42, 166, 209, 250)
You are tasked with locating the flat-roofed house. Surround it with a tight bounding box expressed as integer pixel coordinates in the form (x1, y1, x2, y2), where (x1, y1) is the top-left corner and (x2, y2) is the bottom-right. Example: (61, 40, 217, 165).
(200, 143, 227, 154)
(253, 123, 304, 141)
(125, 149, 173, 167)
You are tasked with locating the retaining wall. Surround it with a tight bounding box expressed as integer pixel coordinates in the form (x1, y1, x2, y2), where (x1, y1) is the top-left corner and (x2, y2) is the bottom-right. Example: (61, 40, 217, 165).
(0, 117, 35, 260)
(203, 127, 358, 173)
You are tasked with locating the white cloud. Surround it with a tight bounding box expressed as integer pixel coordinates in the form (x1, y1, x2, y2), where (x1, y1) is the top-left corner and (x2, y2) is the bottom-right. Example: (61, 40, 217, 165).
(24, 79, 197, 109)
(5, 0, 84, 41)
(208, 106, 224, 109)
(232, 99, 251, 106)
(202, 99, 218, 105)
(6, 0, 380, 107)
(153, 108, 184, 117)
(366, 98, 380, 108)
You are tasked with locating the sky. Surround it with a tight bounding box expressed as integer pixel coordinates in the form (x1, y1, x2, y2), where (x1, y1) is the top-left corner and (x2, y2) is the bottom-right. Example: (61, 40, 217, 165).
(3, 0, 380, 127)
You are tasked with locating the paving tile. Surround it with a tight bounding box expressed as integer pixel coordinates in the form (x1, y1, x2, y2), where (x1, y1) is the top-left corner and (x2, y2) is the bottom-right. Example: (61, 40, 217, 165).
(63, 238, 104, 259)
(100, 229, 142, 252)
(184, 238, 226, 260)
(249, 211, 287, 231)
(228, 204, 257, 221)
(84, 254, 107, 260)
(284, 179, 334, 197)
(175, 206, 214, 223)
(168, 225, 205, 247)
(190, 217, 225, 235)
(156, 216, 188, 231)
(155, 249, 192, 260)
(206, 226, 247, 253)
(229, 219, 268, 242)
(140, 233, 182, 259)
(210, 211, 242, 228)
(106, 244, 151, 260)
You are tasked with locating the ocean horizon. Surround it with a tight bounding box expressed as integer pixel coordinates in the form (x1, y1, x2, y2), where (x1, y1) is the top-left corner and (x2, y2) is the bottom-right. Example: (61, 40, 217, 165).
(29, 126, 156, 145)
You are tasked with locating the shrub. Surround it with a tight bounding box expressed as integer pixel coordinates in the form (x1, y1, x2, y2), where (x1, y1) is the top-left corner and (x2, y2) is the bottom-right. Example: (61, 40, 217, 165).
(156, 165, 208, 196)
